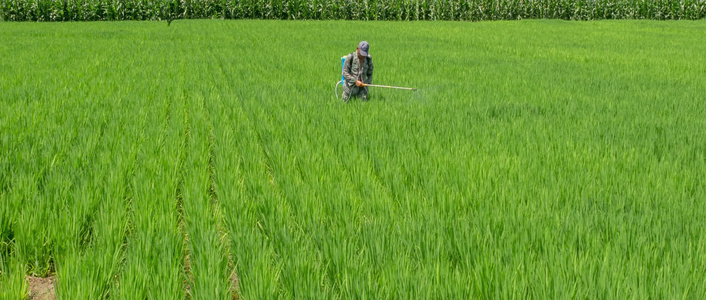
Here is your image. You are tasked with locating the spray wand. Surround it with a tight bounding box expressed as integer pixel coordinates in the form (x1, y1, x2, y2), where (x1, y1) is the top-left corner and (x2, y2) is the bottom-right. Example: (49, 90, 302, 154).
(362, 83, 416, 91)
(335, 81, 417, 99)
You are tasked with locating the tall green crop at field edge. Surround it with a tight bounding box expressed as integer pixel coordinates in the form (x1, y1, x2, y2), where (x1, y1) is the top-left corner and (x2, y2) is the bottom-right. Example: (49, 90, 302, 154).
(0, 0, 705, 21)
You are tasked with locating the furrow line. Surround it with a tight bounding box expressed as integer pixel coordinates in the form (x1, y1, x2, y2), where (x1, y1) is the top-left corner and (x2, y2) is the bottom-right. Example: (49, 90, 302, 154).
(208, 123, 240, 300)
(208, 38, 283, 297)
(75, 119, 109, 253)
(211, 45, 282, 199)
(178, 106, 193, 298)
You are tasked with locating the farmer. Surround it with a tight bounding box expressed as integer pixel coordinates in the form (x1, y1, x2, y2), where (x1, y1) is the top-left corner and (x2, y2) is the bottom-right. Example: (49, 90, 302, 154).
(342, 41, 374, 102)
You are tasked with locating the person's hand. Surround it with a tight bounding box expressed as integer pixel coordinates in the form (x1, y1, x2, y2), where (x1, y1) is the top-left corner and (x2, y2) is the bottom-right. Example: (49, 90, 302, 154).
(355, 80, 364, 87)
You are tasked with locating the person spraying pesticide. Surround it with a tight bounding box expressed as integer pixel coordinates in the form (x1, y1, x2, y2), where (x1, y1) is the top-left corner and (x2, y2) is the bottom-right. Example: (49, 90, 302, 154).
(342, 41, 374, 102)
(336, 41, 417, 102)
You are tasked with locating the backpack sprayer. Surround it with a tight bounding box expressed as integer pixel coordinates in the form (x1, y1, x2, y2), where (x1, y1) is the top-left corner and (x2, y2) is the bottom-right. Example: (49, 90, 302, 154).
(335, 56, 417, 100)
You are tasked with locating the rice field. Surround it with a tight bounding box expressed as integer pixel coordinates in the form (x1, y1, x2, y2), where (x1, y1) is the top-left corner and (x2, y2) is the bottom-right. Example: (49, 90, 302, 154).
(1, 20, 705, 299)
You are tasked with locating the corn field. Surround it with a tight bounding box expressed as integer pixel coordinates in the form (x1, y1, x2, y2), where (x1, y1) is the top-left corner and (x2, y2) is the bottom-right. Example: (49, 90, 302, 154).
(0, 0, 705, 21)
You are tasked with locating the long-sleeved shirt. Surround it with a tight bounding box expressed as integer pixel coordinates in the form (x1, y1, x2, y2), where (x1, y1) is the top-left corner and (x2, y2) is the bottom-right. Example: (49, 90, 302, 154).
(342, 52, 374, 88)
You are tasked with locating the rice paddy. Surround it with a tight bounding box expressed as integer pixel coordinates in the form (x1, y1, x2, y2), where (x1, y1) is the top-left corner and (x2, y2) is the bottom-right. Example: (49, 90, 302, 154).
(1, 20, 705, 299)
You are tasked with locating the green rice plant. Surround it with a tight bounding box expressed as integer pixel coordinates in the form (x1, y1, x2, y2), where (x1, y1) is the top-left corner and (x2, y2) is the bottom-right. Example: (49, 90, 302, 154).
(0, 258, 28, 299)
(113, 97, 186, 299)
(54, 98, 148, 299)
(180, 91, 232, 298)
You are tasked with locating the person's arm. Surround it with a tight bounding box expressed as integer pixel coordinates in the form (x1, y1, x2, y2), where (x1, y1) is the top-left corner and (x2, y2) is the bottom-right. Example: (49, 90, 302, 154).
(342, 54, 356, 83)
(365, 57, 374, 84)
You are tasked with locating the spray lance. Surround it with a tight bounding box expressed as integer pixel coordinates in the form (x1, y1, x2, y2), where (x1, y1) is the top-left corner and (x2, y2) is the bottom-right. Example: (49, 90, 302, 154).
(335, 56, 417, 99)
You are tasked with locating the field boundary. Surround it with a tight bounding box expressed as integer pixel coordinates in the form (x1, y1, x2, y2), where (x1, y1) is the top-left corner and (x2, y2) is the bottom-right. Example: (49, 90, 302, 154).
(1, 0, 704, 22)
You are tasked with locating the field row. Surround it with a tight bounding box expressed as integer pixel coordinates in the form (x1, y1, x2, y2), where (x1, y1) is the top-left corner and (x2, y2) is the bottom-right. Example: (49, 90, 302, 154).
(0, 52, 236, 298)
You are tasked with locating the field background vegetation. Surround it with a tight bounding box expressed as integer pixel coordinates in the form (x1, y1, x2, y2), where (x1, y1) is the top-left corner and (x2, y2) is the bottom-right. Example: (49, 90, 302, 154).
(1, 20, 706, 299)
(1, 0, 705, 21)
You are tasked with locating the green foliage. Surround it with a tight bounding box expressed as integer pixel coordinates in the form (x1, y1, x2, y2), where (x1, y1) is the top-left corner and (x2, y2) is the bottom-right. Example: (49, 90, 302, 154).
(0, 258, 28, 299)
(1, 20, 706, 299)
(0, 0, 705, 21)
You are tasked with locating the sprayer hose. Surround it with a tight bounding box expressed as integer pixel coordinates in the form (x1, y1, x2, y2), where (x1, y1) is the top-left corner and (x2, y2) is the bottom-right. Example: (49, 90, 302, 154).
(335, 81, 342, 99)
